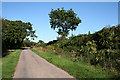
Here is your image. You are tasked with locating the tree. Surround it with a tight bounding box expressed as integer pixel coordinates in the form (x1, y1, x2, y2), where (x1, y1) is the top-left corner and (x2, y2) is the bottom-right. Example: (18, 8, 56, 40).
(38, 40, 44, 44)
(88, 31, 90, 35)
(2, 19, 37, 49)
(23, 39, 31, 47)
(48, 7, 81, 39)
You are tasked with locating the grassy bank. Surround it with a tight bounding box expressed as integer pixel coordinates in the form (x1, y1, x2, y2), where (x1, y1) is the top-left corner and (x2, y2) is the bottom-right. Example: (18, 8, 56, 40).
(2, 49, 22, 78)
(31, 48, 115, 79)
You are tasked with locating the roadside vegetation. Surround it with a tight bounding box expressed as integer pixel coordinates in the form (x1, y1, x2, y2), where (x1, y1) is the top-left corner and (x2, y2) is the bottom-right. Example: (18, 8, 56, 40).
(37, 25, 120, 78)
(2, 7, 120, 79)
(2, 19, 37, 79)
(2, 49, 22, 78)
(32, 8, 120, 78)
(2, 19, 37, 56)
(31, 48, 116, 79)
(44, 25, 120, 75)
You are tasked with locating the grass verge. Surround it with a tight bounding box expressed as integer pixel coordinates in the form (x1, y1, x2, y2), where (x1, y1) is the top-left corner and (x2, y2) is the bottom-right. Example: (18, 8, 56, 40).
(2, 49, 22, 78)
(31, 48, 115, 79)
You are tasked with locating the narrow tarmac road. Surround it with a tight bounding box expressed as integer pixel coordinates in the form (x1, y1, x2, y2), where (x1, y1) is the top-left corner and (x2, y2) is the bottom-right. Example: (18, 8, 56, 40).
(13, 48, 74, 78)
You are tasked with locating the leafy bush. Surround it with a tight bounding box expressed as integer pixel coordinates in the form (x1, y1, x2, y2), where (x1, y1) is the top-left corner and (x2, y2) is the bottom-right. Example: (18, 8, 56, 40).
(46, 24, 120, 74)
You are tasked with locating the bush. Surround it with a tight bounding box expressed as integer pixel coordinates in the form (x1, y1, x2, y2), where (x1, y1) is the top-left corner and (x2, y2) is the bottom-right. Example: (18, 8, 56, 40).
(2, 41, 8, 57)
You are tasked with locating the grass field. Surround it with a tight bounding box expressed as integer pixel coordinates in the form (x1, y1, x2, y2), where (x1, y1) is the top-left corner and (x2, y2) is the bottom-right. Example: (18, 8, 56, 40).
(31, 48, 115, 79)
(2, 49, 22, 79)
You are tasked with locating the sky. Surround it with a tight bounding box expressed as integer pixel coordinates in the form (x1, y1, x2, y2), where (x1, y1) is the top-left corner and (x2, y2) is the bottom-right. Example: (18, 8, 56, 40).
(1, 0, 120, 2)
(118, 2, 120, 24)
(2, 2, 118, 43)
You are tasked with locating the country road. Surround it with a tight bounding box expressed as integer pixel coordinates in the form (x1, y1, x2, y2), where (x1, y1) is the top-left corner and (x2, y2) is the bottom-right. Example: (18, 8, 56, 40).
(13, 48, 74, 78)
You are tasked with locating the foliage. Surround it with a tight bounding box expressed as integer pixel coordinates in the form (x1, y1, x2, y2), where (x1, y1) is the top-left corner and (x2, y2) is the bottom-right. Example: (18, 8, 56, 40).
(48, 8, 81, 39)
(23, 39, 37, 47)
(38, 40, 44, 44)
(2, 19, 37, 49)
(35, 40, 46, 47)
(47, 40, 58, 45)
(2, 19, 37, 54)
(2, 40, 7, 55)
(35, 43, 46, 48)
(46, 25, 120, 74)
(31, 48, 115, 78)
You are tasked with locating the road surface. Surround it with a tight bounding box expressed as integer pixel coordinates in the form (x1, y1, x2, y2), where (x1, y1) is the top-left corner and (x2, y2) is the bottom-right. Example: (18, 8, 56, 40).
(13, 48, 74, 78)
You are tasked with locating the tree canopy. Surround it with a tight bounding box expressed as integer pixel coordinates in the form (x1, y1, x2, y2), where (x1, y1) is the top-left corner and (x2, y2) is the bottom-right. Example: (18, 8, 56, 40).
(2, 19, 37, 49)
(48, 8, 81, 39)
(38, 40, 44, 44)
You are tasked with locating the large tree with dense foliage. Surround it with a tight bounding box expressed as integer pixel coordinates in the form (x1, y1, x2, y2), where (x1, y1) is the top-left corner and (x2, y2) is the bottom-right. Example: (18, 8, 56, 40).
(48, 8, 81, 39)
(2, 19, 37, 50)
